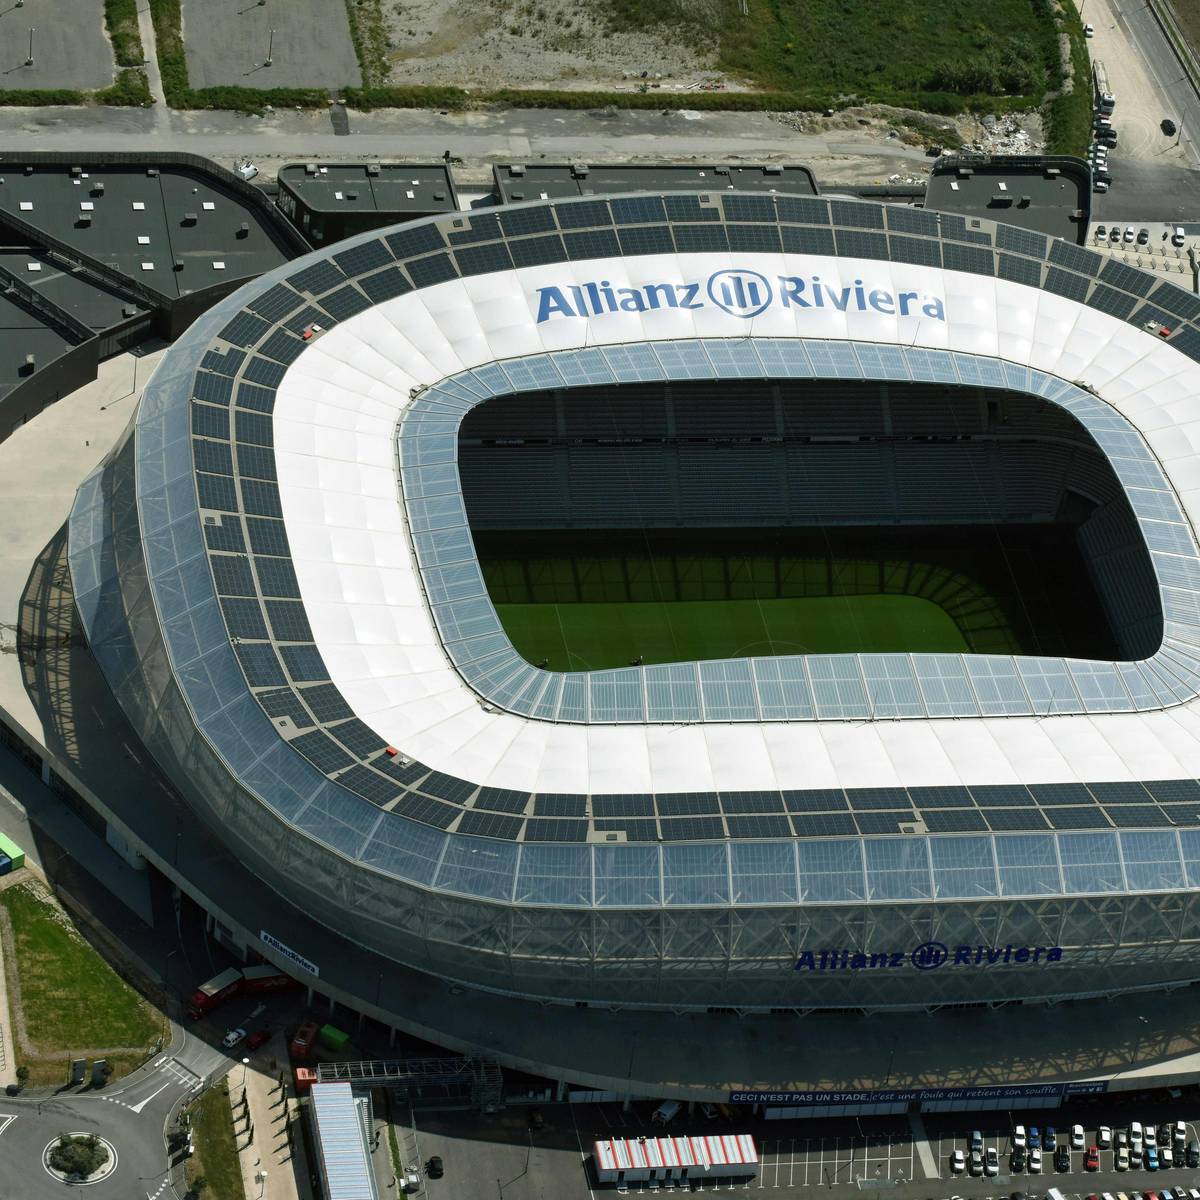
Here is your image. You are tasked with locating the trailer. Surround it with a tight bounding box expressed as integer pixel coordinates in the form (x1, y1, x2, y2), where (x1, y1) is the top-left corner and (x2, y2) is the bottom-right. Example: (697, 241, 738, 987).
(289, 1020, 320, 1060)
(240, 964, 297, 994)
(186, 967, 244, 1020)
(593, 1134, 759, 1186)
(0, 832, 25, 873)
(1093, 60, 1114, 114)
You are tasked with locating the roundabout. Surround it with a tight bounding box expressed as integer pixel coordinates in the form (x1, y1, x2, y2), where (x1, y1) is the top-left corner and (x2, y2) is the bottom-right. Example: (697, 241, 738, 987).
(42, 1132, 118, 1188)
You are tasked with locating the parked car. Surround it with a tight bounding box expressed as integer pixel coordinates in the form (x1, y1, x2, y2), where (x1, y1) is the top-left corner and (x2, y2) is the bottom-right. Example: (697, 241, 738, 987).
(1137, 228, 1151, 246)
(1117, 1147, 1130, 1171)
(1014, 1126, 1028, 1150)
(970, 1130, 984, 1152)
(1100, 1126, 1113, 1148)
(1148, 1145, 1160, 1170)
(1186, 1140, 1199, 1168)
(1029, 1149, 1043, 1174)
(1056, 1146, 1072, 1172)
(1030, 1128, 1042, 1151)
(1132, 1122, 1144, 1149)
(1124, 226, 1137, 243)
(1171, 1121, 1186, 1147)
(1117, 1129, 1130, 1149)
(1084, 22, 1094, 35)
(1087, 1145, 1101, 1171)
(951, 1149, 966, 1174)
(700, 1103, 718, 1120)
(1045, 1127, 1058, 1151)
(1173, 226, 1187, 247)
(1109, 227, 1122, 243)
(1074, 1125, 1087, 1150)
(221, 1027, 246, 1049)
(971, 1149, 985, 1176)
(245, 1028, 271, 1051)
(426, 1156, 444, 1179)
(1012, 1148, 1027, 1173)
(1164, 1147, 1176, 1168)
(986, 1149, 1000, 1177)
(1095, 225, 1108, 241)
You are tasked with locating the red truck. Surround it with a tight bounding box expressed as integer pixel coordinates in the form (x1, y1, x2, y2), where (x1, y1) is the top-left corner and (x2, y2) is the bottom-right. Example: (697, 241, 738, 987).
(289, 1020, 319, 1060)
(186, 965, 296, 1020)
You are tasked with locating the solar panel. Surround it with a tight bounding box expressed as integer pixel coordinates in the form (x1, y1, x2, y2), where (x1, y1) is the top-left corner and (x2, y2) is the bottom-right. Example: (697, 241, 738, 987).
(1087, 781, 1153, 804)
(997, 253, 1042, 287)
(246, 517, 289, 557)
(193, 439, 232, 475)
(847, 789, 911, 810)
(592, 794, 655, 818)
(673, 224, 729, 252)
(200, 347, 246, 377)
(1105, 805, 1172, 827)
(1044, 267, 1090, 303)
(319, 285, 372, 321)
(192, 372, 234, 405)
(1143, 779, 1200, 802)
(498, 206, 559, 237)
(330, 717, 387, 758)
(563, 229, 621, 259)
(776, 196, 829, 225)
(721, 194, 776, 222)
(888, 235, 941, 267)
(204, 519, 244, 553)
(336, 764, 403, 806)
(419, 770, 476, 804)
(593, 820, 659, 844)
(375, 755, 429, 787)
(257, 329, 305, 365)
(258, 687, 314, 729)
(254, 556, 300, 597)
(280, 644, 329, 681)
(474, 788, 530, 814)
(781, 226, 836, 255)
(659, 816, 725, 841)
(242, 357, 287, 388)
(247, 284, 302, 322)
(790, 812, 857, 836)
(454, 242, 514, 276)
(191, 404, 229, 440)
(886, 206, 940, 237)
(1043, 807, 1112, 829)
(994, 225, 1048, 258)
(384, 224, 446, 259)
(829, 199, 884, 229)
(523, 818, 588, 842)
(220, 597, 269, 640)
(1162, 803, 1200, 826)
(220, 312, 271, 349)
(287, 259, 345, 296)
(555, 200, 612, 229)
(833, 229, 888, 260)
(447, 212, 502, 243)
(357, 267, 412, 304)
(656, 793, 720, 816)
(455, 809, 524, 840)
(392, 793, 457, 829)
(971, 784, 1036, 807)
(235, 383, 275, 413)
(908, 786, 973, 808)
(617, 225, 676, 255)
(1099, 257, 1155, 297)
(235, 443, 275, 482)
(854, 811, 913, 834)
(1086, 283, 1138, 320)
(331, 240, 393, 276)
(288, 728, 353, 773)
(234, 643, 285, 687)
(922, 809, 989, 833)
(1149, 282, 1200, 321)
(1167, 326, 1200, 364)
(719, 791, 784, 814)
(664, 194, 720, 222)
(725, 815, 792, 839)
(1048, 240, 1101, 276)
(532, 795, 587, 817)
(235, 410, 273, 447)
(240, 479, 283, 518)
(983, 808, 1050, 831)
(405, 253, 459, 287)
(609, 196, 668, 225)
(296, 683, 354, 723)
(210, 555, 256, 596)
(1028, 782, 1095, 806)
(727, 224, 783, 253)
(508, 235, 568, 267)
(265, 599, 312, 642)
(784, 789, 849, 812)
(942, 242, 995, 276)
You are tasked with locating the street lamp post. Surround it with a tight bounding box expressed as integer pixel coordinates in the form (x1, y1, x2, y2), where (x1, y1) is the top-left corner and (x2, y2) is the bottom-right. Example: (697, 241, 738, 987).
(25, 27, 34, 67)
(265, 28, 275, 67)
(239, 1056, 251, 1087)
(257, 1169, 269, 1197)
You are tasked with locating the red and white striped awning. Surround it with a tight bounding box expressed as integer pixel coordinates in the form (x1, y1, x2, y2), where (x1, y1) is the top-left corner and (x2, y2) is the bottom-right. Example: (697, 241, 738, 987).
(594, 1133, 758, 1173)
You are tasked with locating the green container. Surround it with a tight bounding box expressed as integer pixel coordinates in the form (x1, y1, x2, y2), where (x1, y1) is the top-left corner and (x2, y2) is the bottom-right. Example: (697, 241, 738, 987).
(318, 1024, 349, 1052)
(0, 832, 25, 871)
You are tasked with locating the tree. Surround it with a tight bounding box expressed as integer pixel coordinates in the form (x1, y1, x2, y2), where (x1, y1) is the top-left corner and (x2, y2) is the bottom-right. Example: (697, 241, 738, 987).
(15, 1066, 28, 1089)
(48, 1133, 110, 1178)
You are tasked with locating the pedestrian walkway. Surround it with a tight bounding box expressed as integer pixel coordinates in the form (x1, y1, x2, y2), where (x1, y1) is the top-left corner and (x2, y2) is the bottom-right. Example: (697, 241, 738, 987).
(0, 924, 18, 1090)
(909, 1111, 939, 1180)
(233, 1031, 313, 1200)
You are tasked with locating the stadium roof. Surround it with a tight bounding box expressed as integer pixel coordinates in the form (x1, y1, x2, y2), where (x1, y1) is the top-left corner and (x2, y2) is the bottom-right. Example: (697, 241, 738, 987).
(493, 163, 818, 203)
(66, 191, 1200, 910)
(277, 162, 458, 216)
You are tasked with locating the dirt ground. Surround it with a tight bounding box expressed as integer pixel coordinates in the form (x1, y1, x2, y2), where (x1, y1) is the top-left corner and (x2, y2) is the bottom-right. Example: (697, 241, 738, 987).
(381, 0, 734, 91)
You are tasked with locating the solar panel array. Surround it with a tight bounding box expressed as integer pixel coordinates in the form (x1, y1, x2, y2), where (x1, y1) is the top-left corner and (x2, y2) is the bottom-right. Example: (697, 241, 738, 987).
(182, 191, 1200, 848)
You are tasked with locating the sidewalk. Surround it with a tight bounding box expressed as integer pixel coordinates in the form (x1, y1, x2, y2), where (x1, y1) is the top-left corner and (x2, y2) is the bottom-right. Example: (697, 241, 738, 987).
(0, 908, 17, 1090)
(232, 1031, 313, 1200)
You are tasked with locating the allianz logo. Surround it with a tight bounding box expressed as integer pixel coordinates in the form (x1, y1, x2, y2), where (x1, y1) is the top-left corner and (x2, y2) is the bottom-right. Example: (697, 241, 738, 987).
(794, 942, 1065, 972)
(534, 268, 947, 324)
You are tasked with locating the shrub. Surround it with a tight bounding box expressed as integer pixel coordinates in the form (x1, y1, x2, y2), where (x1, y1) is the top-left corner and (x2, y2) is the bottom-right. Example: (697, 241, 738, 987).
(95, 68, 152, 107)
(104, 0, 145, 67)
(49, 1134, 109, 1179)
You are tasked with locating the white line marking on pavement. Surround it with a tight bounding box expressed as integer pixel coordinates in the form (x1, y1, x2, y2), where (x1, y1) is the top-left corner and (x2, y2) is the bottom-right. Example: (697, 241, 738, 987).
(0, 1114, 15, 1136)
(129, 1080, 172, 1114)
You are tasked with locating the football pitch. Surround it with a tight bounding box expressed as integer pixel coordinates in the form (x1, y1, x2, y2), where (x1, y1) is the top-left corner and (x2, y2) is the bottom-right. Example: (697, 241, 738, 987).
(496, 594, 968, 672)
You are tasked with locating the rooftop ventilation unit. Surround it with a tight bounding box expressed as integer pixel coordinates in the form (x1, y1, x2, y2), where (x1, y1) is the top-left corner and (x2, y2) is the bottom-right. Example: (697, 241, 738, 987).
(764, 164, 784, 175)
(509, 164, 526, 177)
(304, 163, 318, 175)
(366, 163, 380, 176)
(571, 163, 590, 178)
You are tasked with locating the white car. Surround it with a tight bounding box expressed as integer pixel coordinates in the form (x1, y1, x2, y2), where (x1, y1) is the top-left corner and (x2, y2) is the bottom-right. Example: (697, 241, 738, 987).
(1014, 1125, 1028, 1149)
(1084, 22, 1094, 36)
(1099, 1126, 1113, 1149)
(1072, 1125, 1086, 1150)
(1146, 1123, 1158, 1147)
(1162, 1146, 1175, 1168)
(1029, 1148, 1043, 1173)
(1173, 227, 1187, 247)
(1117, 1146, 1129, 1171)
(951, 1149, 965, 1174)
(1173, 1119, 1187, 1144)
(221, 1027, 246, 1049)
(985, 1149, 999, 1177)
(1124, 226, 1136, 243)
(1131, 1122, 1144, 1149)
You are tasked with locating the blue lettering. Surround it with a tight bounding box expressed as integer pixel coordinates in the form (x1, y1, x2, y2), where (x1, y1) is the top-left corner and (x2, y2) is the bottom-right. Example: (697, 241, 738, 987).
(535, 286, 576, 323)
(677, 282, 703, 309)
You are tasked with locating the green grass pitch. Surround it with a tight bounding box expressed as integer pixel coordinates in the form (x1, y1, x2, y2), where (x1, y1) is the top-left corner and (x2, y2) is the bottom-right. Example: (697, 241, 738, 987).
(496, 593, 968, 672)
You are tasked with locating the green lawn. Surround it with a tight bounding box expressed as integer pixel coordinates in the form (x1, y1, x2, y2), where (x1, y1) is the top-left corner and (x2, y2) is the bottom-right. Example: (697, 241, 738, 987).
(186, 1083, 244, 1200)
(498, 593, 967, 672)
(0, 882, 163, 1080)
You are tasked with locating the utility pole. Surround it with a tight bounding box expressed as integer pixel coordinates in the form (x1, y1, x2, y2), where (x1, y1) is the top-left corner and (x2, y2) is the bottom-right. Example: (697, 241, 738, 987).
(25, 27, 35, 67)
(264, 28, 275, 67)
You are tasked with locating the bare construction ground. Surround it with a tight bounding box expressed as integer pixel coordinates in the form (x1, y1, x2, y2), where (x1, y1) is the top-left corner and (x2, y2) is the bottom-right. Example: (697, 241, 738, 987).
(382, 0, 730, 91)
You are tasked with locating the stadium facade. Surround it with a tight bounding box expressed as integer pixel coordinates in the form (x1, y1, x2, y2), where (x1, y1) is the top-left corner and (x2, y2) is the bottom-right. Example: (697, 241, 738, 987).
(65, 192, 1200, 1013)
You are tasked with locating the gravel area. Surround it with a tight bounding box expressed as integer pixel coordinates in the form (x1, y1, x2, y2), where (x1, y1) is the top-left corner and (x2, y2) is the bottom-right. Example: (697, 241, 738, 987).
(382, 0, 732, 91)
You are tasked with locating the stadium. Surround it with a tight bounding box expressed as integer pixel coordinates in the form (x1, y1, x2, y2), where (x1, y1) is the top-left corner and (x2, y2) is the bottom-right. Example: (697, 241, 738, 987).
(65, 190, 1200, 1017)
